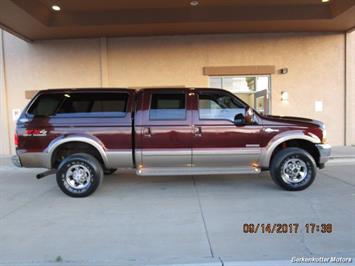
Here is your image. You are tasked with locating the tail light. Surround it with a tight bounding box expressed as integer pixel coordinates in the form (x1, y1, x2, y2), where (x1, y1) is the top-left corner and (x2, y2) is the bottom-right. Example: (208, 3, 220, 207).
(14, 133, 19, 147)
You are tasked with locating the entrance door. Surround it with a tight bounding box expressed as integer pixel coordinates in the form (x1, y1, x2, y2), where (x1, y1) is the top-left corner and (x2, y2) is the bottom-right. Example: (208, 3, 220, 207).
(255, 89, 268, 115)
(209, 75, 271, 115)
(192, 89, 262, 171)
(139, 89, 193, 169)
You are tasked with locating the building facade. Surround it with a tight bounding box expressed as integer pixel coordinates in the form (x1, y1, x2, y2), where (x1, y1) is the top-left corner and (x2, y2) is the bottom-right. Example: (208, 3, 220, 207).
(0, 29, 354, 154)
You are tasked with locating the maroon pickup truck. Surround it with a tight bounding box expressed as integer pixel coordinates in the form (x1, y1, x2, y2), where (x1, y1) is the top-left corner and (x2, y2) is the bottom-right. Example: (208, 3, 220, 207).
(12, 88, 331, 197)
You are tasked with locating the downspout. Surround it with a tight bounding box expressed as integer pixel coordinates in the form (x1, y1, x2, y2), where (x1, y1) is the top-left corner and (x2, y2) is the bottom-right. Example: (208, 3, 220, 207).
(344, 32, 347, 146)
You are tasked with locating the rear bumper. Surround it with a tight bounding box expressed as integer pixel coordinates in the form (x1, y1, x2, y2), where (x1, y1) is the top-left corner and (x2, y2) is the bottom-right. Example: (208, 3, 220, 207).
(316, 144, 331, 166)
(11, 155, 22, 168)
(15, 150, 50, 169)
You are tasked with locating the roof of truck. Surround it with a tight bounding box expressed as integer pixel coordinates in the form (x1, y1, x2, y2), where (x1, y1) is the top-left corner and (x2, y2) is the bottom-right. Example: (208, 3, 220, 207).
(35, 87, 201, 95)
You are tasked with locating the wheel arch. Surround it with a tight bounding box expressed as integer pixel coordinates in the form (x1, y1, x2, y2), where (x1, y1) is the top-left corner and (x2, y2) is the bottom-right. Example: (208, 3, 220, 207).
(47, 136, 108, 169)
(260, 131, 320, 168)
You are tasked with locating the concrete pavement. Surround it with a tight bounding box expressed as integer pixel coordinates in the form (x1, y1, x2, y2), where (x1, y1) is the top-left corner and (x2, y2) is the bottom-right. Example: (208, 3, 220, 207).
(330, 146, 355, 159)
(0, 158, 354, 266)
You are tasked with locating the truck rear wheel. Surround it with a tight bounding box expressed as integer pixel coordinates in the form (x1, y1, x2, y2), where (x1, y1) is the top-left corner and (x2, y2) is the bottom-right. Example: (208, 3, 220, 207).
(56, 153, 104, 197)
(270, 147, 316, 191)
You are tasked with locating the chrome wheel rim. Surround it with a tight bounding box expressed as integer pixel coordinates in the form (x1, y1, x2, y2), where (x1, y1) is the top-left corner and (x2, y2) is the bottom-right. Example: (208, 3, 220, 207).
(65, 164, 91, 190)
(281, 158, 308, 184)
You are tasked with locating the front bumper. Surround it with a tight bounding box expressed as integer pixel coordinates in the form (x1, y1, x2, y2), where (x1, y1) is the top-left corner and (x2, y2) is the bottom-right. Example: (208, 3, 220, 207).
(11, 155, 22, 168)
(316, 144, 331, 166)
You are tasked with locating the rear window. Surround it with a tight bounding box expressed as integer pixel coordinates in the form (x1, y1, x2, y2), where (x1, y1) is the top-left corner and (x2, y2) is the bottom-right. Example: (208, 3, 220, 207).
(28, 92, 128, 117)
(27, 94, 63, 117)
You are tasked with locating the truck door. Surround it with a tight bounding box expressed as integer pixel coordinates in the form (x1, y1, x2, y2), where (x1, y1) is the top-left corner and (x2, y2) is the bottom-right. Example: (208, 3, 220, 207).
(137, 89, 193, 170)
(192, 89, 262, 170)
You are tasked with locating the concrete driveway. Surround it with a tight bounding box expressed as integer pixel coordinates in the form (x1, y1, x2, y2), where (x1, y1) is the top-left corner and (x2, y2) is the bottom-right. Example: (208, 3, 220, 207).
(0, 158, 354, 266)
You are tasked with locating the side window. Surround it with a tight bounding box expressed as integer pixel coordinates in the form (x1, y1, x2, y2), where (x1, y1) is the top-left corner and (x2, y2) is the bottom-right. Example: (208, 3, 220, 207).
(56, 93, 128, 117)
(149, 93, 186, 120)
(198, 91, 245, 121)
(27, 94, 63, 117)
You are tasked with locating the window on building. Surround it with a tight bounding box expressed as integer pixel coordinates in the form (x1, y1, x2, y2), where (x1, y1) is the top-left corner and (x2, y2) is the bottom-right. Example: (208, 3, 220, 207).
(149, 93, 186, 120)
(209, 75, 270, 114)
(198, 90, 245, 121)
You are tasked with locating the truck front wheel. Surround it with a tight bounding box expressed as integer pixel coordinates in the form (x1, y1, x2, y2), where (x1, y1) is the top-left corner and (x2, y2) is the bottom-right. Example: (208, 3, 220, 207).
(56, 153, 104, 197)
(270, 147, 316, 191)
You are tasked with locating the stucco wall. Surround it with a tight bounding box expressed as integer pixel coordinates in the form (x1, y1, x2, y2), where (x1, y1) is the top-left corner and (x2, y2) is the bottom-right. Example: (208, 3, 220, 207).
(0, 31, 347, 154)
(107, 33, 345, 147)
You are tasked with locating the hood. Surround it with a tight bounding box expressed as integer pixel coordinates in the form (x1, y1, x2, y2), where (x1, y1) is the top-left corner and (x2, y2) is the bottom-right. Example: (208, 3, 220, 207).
(261, 115, 324, 128)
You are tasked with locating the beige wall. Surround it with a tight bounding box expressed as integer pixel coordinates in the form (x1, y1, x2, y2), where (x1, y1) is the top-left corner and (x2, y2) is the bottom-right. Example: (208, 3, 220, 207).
(0, 31, 350, 154)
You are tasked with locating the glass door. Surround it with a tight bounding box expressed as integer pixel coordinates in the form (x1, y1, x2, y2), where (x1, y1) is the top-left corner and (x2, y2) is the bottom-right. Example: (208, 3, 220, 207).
(209, 75, 271, 115)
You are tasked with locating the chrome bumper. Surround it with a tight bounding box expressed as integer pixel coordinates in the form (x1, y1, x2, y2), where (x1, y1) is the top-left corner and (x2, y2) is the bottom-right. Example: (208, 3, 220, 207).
(316, 144, 331, 165)
(11, 155, 22, 168)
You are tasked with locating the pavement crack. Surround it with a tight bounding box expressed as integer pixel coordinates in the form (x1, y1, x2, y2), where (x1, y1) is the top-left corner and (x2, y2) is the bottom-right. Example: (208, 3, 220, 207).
(300, 227, 314, 256)
(0, 186, 56, 221)
(218, 256, 224, 266)
(321, 172, 355, 187)
(192, 176, 215, 258)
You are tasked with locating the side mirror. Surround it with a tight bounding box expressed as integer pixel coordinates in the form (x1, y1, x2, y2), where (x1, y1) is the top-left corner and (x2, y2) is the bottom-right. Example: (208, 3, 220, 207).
(234, 113, 246, 126)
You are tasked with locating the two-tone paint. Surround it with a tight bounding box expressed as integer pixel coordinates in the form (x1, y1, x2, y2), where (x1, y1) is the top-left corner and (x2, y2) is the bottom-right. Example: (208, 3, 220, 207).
(14, 88, 331, 175)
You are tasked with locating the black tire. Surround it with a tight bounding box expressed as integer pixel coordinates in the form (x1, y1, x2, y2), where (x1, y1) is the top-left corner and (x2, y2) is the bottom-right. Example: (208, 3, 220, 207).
(56, 153, 104, 197)
(270, 147, 316, 191)
(104, 168, 117, 175)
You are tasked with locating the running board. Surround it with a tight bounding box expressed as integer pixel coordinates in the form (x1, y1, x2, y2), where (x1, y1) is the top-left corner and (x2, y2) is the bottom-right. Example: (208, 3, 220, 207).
(136, 167, 260, 176)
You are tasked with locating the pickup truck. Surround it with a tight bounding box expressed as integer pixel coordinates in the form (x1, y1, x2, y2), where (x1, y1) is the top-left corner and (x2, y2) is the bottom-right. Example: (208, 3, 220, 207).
(12, 88, 331, 197)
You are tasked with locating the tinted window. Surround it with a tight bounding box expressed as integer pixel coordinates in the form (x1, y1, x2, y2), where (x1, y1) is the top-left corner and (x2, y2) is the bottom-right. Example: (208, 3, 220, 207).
(28, 92, 128, 117)
(149, 93, 186, 120)
(198, 91, 245, 121)
(28, 94, 63, 117)
(56, 93, 128, 117)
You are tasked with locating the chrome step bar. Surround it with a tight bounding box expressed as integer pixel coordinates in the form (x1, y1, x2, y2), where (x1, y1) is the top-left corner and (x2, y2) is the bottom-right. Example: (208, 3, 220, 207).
(137, 166, 260, 176)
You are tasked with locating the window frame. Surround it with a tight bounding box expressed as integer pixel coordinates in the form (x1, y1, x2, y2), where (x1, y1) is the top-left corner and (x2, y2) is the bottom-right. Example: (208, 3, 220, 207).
(148, 92, 188, 121)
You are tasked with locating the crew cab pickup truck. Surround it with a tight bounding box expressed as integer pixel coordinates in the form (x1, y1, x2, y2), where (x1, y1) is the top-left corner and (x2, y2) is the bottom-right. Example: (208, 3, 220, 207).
(13, 88, 331, 197)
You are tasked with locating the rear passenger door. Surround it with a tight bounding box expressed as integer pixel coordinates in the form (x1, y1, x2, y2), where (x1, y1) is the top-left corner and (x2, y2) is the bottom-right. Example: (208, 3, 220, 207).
(138, 89, 193, 169)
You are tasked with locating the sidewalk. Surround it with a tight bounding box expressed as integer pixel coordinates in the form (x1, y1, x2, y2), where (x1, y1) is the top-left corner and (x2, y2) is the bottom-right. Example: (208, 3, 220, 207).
(330, 145, 355, 159)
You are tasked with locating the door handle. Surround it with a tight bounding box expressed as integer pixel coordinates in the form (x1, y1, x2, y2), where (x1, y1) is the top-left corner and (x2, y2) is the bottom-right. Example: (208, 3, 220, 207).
(194, 126, 202, 137)
(144, 127, 152, 137)
(264, 128, 279, 133)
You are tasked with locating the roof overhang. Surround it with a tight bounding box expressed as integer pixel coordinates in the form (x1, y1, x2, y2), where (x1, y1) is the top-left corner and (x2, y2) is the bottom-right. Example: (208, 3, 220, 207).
(0, 0, 355, 41)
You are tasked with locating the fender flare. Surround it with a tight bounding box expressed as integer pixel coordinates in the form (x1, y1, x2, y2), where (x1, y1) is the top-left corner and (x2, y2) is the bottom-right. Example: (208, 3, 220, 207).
(46, 135, 109, 168)
(260, 130, 320, 168)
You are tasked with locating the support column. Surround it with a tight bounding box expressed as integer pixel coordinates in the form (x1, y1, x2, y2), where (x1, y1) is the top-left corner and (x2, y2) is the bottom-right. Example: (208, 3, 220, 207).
(0, 30, 11, 155)
(345, 30, 354, 145)
(100, 37, 109, 87)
